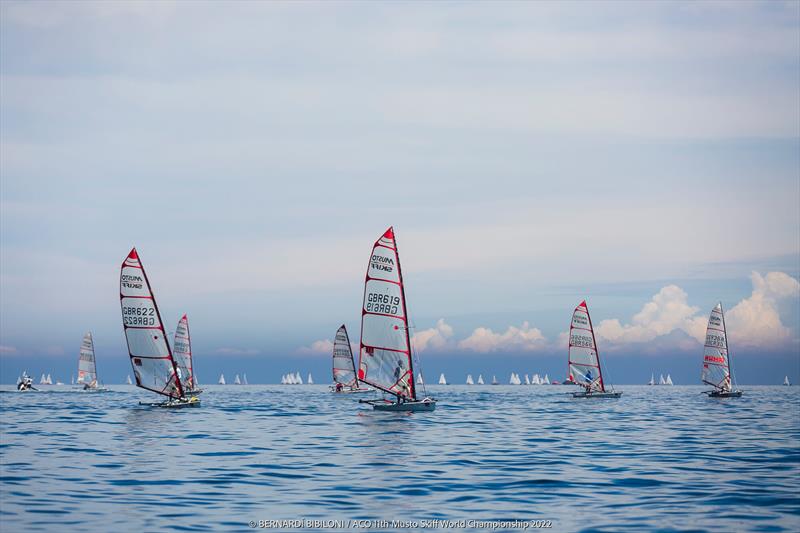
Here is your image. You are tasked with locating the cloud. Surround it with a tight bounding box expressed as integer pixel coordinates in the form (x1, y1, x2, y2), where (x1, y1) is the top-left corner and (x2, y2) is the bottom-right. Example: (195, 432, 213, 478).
(595, 285, 707, 345)
(215, 347, 260, 356)
(459, 321, 547, 353)
(412, 319, 454, 352)
(297, 339, 334, 356)
(726, 271, 800, 347)
(594, 272, 800, 351)
(0, 345, 17, 355)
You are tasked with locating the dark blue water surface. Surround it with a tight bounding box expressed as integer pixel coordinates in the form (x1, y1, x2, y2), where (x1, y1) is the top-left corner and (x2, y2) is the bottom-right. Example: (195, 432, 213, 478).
(1, 385, 798, 532)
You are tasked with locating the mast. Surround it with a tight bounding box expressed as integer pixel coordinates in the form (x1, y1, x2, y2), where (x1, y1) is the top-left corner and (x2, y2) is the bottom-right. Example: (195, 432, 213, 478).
(394, 228, 416, 400)
(720, 302, 735, 388)
(120, 248, 184, 399)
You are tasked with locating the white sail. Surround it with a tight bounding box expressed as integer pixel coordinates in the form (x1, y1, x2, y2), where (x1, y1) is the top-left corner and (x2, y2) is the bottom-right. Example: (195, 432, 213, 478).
(477, 374, 484, 385)
(648, 373, 655, 385)
(46, 374, 52, 385)
(784, 376, 791, 386)
(659, 374, 666, 385)
(173, 314, 196, 392)
(438, 373, 446, 385)
(281, 374, 287, 384)
(295, 372, 303, 385)
(40, 373, 47, 384)
(417, 373, 424, 385)
(307, 373, 313, 384)
(543, 374, 550, 385)
(332, 325, 358, 388)
(126, 375, 133, 385)
(120, 248, 184, 399)
(568, 300, 608, 392)
(532, 373, 541, 385)
(234, 374, 241, 385)
(665, 374, 674, 386)
(701, 303, 732, 392)
(77, 332, 98, 387)
(357, 227, 418, 400)
(243, 374, 248, 385)
(466, 374, 474, 385)
(491, 375, 498, 385)
(219, 373, 226, 385)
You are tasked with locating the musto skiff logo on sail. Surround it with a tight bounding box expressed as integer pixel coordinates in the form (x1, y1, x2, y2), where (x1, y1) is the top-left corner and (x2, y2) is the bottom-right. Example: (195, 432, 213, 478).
(366, 292, 400, 315)
(122, 305, 156, 326)
(370, 254, 394, 273)
(121, 274, 144, 290)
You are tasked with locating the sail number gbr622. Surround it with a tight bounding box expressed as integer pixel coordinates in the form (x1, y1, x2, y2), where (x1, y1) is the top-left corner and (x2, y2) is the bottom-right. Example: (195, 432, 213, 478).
(122, 305, 156, 326)
(365, 292, 401, 315)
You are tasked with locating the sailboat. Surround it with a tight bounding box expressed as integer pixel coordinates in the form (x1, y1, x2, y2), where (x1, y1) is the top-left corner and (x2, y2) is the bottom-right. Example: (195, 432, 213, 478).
(356, 227, 435, 411)
(307, 373, 313, 385)
(648, 373, 655, 385)
(126, 375, 133, 385)
(295, 372, 303, 385)
(40, 374, 47, 385)
(524, 374, 531, 385)
(243, 374, 248, 385)
(532, 373, 541, 385)
(543, 374, 551, 385)
(784, 376, 791, 386)
(76, 331, 108, 391)
(568, 300, 622, 398)
(659, 374, 666, 385)
(477, 374, 484, 385)
(466, 374, 474, 385)
(218, 373, 226, 385)
(120, 248, 199, 407)
(234, 374, 241, 385)
(702, 302, 742, 398)
(491, 375, 498, 385)
(331, 325, 371, 393)
(173, 314, 201, 394)
(417, 373, 424, 385)
(509, 373, 521, 385)
(665, 374, 674, 386)
(439, 373, 447, 385)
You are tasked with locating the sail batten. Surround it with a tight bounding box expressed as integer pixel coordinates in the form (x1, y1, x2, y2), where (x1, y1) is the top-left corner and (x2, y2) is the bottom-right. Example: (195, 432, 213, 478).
(356, 227, 416, 400)
(568, 300, 606, 392)
(120, 248, 184, 399)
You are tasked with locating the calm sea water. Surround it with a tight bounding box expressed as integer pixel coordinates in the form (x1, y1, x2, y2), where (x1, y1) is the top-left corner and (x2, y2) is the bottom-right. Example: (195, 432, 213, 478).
(1, 385, 798, 532)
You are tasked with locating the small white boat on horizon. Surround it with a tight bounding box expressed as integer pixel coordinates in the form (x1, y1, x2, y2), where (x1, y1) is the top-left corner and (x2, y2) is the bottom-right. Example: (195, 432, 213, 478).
(466, 374, 474, 385)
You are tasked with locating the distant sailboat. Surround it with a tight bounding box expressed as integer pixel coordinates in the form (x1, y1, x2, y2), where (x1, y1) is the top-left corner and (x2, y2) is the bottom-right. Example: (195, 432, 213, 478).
(331, 325, 370, 393)
(543, 374, 551, 385)
(47, 374, 53, 385)
(648, 373, 655, 386)
(784, 376, 791, 386)
(71, 375, 75, 385)
(417, 373, 424, 385)
(491, 375, 498, 385)
(219, 374, 226, 385)
(524, 374, 530, 385)
(665, 374, 674, 386)
(356, 227, 435, 411)
(568, 300, 622, 398)
(307, 373, 313, 385)
(532, 373, 541, 385)
(77, 331, 107, 391)
(659, 374, 666, 385)
(477, 374, 484, 385)
(701, 302, 742, 398)
(466, 374, 474, 385)
(173, 314, 201, 394)
(120, 248, 198, 407)
(243, 374, 248, 385)
(40, 374, 47, 385)
(234, 374, 241, 385)
(439, 373, 447, 385)
(126, 375, 133, 385)
(295, 372, 303, 385)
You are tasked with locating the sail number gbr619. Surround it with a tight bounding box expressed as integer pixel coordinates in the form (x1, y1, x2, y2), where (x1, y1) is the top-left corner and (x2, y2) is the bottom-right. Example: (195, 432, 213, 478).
(122, 305, 156, 326)
(366, 292, 401, 315)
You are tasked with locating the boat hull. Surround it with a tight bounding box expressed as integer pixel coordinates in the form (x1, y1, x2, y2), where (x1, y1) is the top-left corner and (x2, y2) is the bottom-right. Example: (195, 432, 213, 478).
(365, 398, 437, 412)
(139, 397, 201, 408)
(707, 390, 742, 398)
(572, 391, 623, 399)
(330, 388, 372, 394)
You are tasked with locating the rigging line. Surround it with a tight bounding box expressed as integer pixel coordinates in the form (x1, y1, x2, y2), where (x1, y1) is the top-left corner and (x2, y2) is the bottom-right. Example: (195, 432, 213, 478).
(407, 322, 428, 397)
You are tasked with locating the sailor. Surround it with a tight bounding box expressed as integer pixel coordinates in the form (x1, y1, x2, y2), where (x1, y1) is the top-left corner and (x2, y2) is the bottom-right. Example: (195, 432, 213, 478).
(335, 382, 343, 392)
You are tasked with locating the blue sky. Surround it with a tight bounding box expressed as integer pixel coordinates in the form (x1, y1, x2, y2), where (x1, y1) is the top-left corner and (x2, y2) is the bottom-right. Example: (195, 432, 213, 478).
(1, 1, 798, 384)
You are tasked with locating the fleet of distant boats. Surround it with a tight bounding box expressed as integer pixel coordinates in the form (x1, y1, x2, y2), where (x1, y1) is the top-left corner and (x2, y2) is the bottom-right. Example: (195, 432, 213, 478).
(12, 228, 795, 406)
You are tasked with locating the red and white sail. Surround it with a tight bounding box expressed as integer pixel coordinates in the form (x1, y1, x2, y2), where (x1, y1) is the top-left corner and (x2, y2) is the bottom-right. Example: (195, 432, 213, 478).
(357, 227, 416, 400)
(701, 303, 732, 392)
(332, 325, 357, 388)
(173, 314, 196, 391)
(77, 332, 97, 386)
(120, 248, 184, 399)
(568, 300, 605, 392)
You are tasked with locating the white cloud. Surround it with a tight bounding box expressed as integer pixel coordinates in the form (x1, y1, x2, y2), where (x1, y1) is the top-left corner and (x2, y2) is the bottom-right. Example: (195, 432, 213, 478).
(459, 321, 547, 353)
(595, 285, 706, 345)
(727, 271, 800, 347)
(412, 319, 454, 352)
(297, 339, 333, 356)
(215, 347, 260, 356)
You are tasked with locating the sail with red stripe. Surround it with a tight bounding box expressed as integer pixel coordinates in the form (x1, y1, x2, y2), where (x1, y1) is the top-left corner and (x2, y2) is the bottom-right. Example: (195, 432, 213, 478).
(357, 227, 416, 400)
(173, 314, 195, 391)
(701, 303, 732, 392)
(333, 325, 357, 388)
(568, 300, 605, 392)
(120, 248, 184, 399)
(77, 332, 97, 386)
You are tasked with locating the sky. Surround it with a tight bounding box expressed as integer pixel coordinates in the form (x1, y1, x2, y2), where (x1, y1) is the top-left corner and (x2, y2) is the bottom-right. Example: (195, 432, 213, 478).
(1, 1, 799, 384)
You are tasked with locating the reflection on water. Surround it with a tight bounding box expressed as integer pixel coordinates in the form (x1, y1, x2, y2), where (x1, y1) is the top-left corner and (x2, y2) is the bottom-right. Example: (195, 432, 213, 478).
(1, 385, 798, 531)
